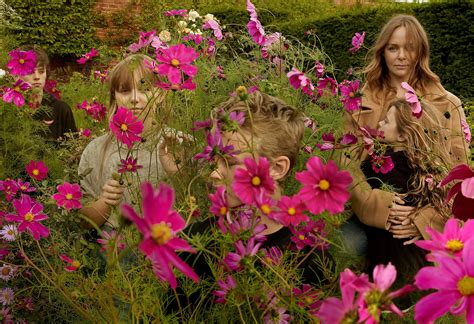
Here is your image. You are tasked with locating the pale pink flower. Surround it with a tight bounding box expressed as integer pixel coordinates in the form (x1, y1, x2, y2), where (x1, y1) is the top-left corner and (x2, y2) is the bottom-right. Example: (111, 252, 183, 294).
(349, 32, 365, 53)
(287, 68, 314, 96)
(203, 19, 223, 40)
(401, 82, 422, 118)
(315, 61, 324, 78)
(461, 119, 471, 143)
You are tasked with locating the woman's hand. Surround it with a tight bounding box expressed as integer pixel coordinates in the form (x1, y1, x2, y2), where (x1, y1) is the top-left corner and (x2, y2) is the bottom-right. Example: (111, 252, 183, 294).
(159, 129, 193, 175)
(388, 195, 415, 220)
(100, 179, 125, 206)
(389, 216, 422, 245)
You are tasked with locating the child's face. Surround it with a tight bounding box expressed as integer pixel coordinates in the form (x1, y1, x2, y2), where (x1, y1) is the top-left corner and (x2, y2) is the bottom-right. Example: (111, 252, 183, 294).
(20, 64, 47, 90)
(378, 106, 403, 144)
(209, 131, 258, 208)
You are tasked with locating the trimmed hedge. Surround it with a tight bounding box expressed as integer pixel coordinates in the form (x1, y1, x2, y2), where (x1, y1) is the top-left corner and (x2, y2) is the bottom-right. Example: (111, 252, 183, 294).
(5, 0, 96, 56)
(208, 2, 473, 100)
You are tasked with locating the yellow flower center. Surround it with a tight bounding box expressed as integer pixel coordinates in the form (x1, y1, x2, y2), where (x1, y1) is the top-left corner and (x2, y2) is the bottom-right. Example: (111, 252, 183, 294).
(72, 260, 81, 269)
(120, 124, 128, 131)
(66, 193, 73, 200)
(288, 207, 296, 216)
(7, 230, 15, 236)
(32, 169, 39, 176)
(319, 179, 330, 190)
(298, 234, 305, 241)
(304, 296, 314, 304)
(457, 276, 474, 296)
(445, 239, 464, 253)
(251, 176, 261, 186)
(24, 212, 34, 222)
(127, 164, 133, 170)
(21, 185, 27, 190)
(151, 222, 172, 245)
(86, 105, 91, 110)
(171, 59, 180, 67)
(14, 86, 21, 92)
(19, 59, 25, 64)
(261, 204, 271, 215)
(349, 91, 355, 98)
(219, 206, 227, 215)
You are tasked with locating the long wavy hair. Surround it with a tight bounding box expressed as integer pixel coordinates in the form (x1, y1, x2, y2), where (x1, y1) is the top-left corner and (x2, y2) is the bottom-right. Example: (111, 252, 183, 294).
(364, 15, 440, 100)
(391, 99, 451, 221)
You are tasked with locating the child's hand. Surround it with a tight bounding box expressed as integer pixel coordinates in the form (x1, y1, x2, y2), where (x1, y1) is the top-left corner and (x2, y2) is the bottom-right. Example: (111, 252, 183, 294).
(390, 217, 421, 241)
(159, 129, 193, 175)
(100, 179, 125, 206)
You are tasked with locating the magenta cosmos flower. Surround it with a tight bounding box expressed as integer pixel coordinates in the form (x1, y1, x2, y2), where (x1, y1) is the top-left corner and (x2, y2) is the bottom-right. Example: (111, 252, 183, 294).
(358, 263, 414, 323)
(349, 31, 366, 53)
(44, 79, 61, 100)
(2, 79, 31, 107)
(0, 179, 19, 201)
(439, 164, 474, 221)
(315, 61, 325, 78)
(109, 107, 144, 149)
(370, 154, 395, 174)
(157, 77, 196, 92)
(401, 82, 422, 118)
(163, 9, 187, 17)
(25, 160, 48, 181)
(5, 194, 49, 240)
(246, 0, 266, 45)
(118, 156, 143, 173)
(339, 79, 362, 111)
(317, 77, 337, 97)
(97, 230, 126, 253)
(416, 218, 474, 260)
(223, 237, 261, 271)
(156, 44, 199, 84)
(209, 186, 229, 218)
(232, 157, 276, 206)
(51, 182, 82, 210)
(60, 254, 81, 272)
(76, 48, 99, 64)
(415, 238, 474, 324)
(128, 30, 156, 53)
(6, 49, 36, 76)
(272, 194, 308, 227)
(213, 275, 237, 304)
(461, 119, 472, 143)
(287, 68, 314, 96)
(296, 156, 352, 215)
(194, 127, 236, 162)
(203, 19, 223, 41)
(121, 182, 199, 289)
(317, 268, 370, 323)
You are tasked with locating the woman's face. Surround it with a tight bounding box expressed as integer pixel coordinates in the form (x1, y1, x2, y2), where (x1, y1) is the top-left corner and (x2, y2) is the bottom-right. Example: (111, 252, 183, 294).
(383, 27, 417, 83)
(378, 106, 403, 144)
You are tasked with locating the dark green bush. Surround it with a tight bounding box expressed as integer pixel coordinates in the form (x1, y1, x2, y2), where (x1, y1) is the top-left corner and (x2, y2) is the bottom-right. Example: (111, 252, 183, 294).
(5, 0, 96, 56)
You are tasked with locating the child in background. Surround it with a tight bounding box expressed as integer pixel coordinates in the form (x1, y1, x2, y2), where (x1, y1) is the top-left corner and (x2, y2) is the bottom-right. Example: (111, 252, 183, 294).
(78, 54, 180, 229)
(16, 45, 77, 141)
(360, 99, 452, 281)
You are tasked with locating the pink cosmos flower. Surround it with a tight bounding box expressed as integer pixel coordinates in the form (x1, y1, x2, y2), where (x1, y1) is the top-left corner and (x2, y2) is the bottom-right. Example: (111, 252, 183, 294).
(156, 44, 199, 84)
(209, 186, 229, 218)
(317, 77, 337, 97)
(44, 79, 61, 100)
(358, 263, 414, 323)
(2, 79, 31, 107)
(370, 154, 395, 174)
(263, 307, 290, 324)
(246, 1, 266, 46)
(461, 119, 472, 143)
(51, 182, 82, 210)
(349, 32, 366, 53)
(439, 164, 474, 221)
(359, 126, 384, 156)
(163, 9, 187, 17)
(182, 33, 203, 45)
(25, 160, 48, 181)
(97, 230, 126, 252)
(203, 19, 223, 40)
(318, 268, 370, 323)
(304, 117, 317, 132)
(415, 238, 474, 323)
(79, 128, 91, 138)
(290, 219, 328, 250)
(206, 37, 216, 57)
(271, 195, 308, 227)
(118, 156, 143, 173)
(340, 133, 358, 145)
(93, 70, 109, 83)
(128, 30, 156, 53)
(316, 133, 335, 151)
(294, 284, 321, 316)
(156, 77, 196, 91)
(121, 182, 199, 288)
(315, 61, 324, 78)
(287, 68, 314, 96)
(212, 275, 237, 304)
(401, 82, 422, 118)
(0, 179, 19, 201)
(223, 237, 261, 271)
(76, 48, 99, 64)
(5, 194, 49, 240)
(109, 107, 144, 149)
(296, 156, 352, 215)
(261, 32, 284, 59)
(60, 254, 81, 272)
(232, 157, 276, 206)
(339, 79, 362, 111)
(77, 100, 107, 121)
(262, 246, 282, 266)
(194, 128, 236, 161)
(6, 50, 36, 76)
(416, 218, 474, 259)
(191, 118, 212, 132)
(0, 288, 14, 306)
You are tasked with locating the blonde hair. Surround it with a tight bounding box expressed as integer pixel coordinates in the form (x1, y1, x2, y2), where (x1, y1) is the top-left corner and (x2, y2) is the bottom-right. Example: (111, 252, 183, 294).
(364, 15, 440, 99)
(390, 99, 451, 219)
(213, 91, 305, 170)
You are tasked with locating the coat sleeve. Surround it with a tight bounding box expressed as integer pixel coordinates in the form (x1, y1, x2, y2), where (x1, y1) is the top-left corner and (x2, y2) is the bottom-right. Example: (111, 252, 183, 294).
(445, 92, 470, 165)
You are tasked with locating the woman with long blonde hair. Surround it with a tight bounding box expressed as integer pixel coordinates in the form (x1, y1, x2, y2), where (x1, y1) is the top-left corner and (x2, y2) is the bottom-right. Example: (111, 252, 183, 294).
(346, 14, 469, 241)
